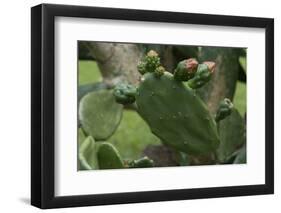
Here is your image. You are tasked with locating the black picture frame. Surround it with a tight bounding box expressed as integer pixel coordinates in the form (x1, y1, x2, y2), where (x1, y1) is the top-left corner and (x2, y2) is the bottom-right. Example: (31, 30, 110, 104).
(31, 3, 274, 209)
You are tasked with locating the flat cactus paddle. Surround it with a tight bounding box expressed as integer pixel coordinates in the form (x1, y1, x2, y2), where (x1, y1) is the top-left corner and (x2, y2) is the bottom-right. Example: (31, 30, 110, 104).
(135, 72, 220, 155)
(79, 90, 123, 140)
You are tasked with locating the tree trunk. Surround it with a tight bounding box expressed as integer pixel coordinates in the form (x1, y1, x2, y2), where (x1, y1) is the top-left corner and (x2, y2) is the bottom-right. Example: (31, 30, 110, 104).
(86, 42, 143, 86)
(197, 47, 240, 114)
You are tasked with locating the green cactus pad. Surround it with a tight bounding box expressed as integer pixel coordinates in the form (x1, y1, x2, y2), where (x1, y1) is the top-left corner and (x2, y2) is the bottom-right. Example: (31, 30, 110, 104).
(128, 156, 154, 168)
(136, 72, 220, 155)
(97, 142, 124, 169)
(78, 136, 99, 170)
(233, 144, 246, 164)
(215, 98, 234, 122)
(79, 90, 123, 140)
(217, 108, 246, 162)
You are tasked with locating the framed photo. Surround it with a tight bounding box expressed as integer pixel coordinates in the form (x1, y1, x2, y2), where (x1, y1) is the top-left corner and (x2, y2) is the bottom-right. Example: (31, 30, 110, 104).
(31, 3, 274, 209)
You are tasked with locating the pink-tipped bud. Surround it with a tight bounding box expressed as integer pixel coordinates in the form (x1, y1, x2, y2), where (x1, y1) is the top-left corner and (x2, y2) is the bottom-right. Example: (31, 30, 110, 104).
(174, 58, 198, 81)
(186, 58, 199, 73)
(203, 61, 216, 73)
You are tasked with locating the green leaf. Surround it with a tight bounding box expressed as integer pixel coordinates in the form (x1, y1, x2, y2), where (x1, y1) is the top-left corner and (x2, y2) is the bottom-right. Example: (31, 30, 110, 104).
(79, 90, 123, 140)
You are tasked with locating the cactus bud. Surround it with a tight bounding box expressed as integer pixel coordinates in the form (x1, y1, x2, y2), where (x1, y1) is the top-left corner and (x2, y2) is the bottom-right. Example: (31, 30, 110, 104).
(144, 50, 161, 73)
(113, 83, 137, 105)
(155, 66, 165, 77)
(137, 61, 147, 75)
(187, 62, 215, 89)
(128, 156, 154, 168)
(203, 61, 216, 73)
(215, 98, 234, 122)
(147, 50, 159, 57)
(174, 58, 198, 81)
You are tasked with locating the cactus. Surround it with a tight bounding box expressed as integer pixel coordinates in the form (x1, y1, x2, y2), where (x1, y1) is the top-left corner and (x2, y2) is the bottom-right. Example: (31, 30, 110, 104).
(97, 142, 125, 169)
(79, 90, 123, 140)
(79, 136, 99, 170)
(115, 51, 219, 155)
(79, 49, 246, 169)
(113, 83, 137, 105)
(215, 98, 234, 122)
(128, 156, 154, 168)
(187, 62, 215, 89)
(216, 108, 246, 162)
(135, 71, 219, 155)
(174, 58, 198, 81)
(233, 144, 246, 164)
(79, 138, 154, 170)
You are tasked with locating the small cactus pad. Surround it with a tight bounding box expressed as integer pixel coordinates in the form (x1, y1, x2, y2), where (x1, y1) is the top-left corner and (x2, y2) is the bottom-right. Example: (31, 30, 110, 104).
(233, 144, 246, 164)
(79, 90, 123, 140)
(128, 156, 154, 168)
(113, 83, 137, 104)
(97, 142, 124, 169)
(217, 108, 246, 162)
(79, 136, 99, 170)
(135, 72, 220, 155)
(215, 98, 234, 122)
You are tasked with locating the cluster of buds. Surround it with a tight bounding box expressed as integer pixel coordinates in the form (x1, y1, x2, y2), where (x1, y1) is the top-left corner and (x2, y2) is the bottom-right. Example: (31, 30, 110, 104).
(187, 61, 216, 89)
(137, 50, 161, 74)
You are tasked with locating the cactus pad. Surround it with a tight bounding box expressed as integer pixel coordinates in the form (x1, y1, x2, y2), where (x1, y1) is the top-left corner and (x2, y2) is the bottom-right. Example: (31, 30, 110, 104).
(97, 142, 124, 169)
(79, 136, 99, 170)
(79, 90, 123, 140)
(135, 72, 220, 155)
(217, 108, 246, 162)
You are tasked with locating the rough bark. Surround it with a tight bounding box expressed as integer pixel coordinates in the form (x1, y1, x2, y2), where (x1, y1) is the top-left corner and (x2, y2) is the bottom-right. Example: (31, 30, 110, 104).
(86, 42, 143, 86)
(197, 47, 240, 114)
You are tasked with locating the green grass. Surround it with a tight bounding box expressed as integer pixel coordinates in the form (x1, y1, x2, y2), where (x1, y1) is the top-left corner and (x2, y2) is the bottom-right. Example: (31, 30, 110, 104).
(233, 81, 246, 117)
(78, 60, 102, 85)
(108, 110, 160, 160)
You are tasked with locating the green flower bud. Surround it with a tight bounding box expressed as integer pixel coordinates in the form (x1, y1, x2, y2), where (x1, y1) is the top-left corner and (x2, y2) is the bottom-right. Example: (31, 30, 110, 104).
(137, 61, 147, 75)
(215, 98, 234, 122)
(113, 83, 137, 105)
(187, 61, 216, 89)
(144, 50, 161, 73)
(155, 66, 165, 77)
(174, 58, 198, 81)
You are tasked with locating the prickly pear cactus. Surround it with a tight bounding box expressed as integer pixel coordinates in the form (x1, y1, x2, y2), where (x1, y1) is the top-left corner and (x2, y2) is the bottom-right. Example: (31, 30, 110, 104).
(97, 142, 124, 169)
(79, 136, 99, 170)
(79, 90, 123, 140)
(135, 72, 219, 154)
(216, 108, 246, 162)
(128, 156, 154, 168)
(114, 83, 137, 105)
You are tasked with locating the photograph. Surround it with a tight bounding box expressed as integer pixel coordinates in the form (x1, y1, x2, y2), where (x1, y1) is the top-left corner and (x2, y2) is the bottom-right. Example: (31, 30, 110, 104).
(77, 41, 247, 170)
